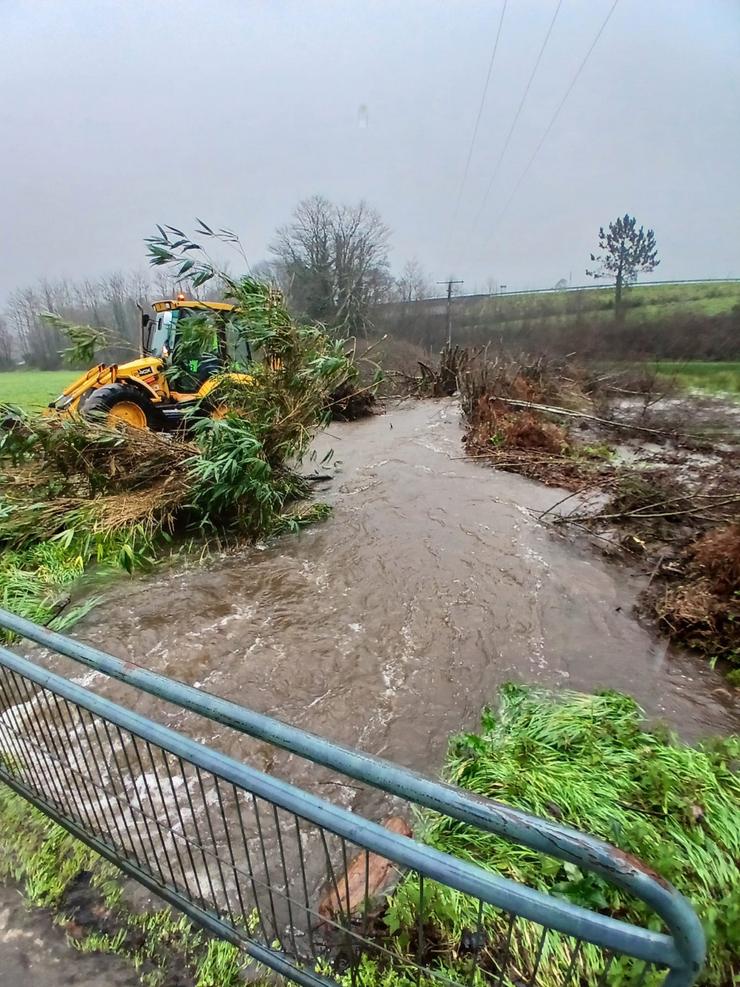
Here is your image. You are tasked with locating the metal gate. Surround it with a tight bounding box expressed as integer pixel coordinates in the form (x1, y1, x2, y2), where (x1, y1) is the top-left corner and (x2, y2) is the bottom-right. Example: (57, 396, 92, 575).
(0, 608, 705, 987)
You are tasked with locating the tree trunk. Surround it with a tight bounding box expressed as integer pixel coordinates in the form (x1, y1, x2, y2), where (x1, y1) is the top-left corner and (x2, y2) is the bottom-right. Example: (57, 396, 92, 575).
(614, 248, 624, 322)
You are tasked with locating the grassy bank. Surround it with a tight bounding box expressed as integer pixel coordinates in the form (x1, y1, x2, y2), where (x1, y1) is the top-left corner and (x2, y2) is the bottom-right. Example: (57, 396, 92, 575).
(654, 361, 740, 396)
(0, 369, 78, 410)
(378, 281, 740, 327)
(470, 280, 740, 325)
(375, 280, 740, 360)
(381, 686, 740, 987)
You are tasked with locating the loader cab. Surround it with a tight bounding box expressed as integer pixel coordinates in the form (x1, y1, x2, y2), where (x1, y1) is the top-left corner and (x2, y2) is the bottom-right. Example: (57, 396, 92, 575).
(144, 299, 251, 370)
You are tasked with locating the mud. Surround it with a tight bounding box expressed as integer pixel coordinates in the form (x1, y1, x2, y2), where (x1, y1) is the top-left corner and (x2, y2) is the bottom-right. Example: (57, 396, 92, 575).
(41, 399, 737, 783)
(0, 881, 140, 987)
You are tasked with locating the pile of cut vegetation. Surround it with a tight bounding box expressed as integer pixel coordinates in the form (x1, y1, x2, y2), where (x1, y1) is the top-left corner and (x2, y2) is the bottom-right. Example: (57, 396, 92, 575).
(455, 353, 617, 488)
(657, 523, 740, 673)
(557, 471, 739, 673)
(0, 276, 356, 632)
(380, 685, 739, 987)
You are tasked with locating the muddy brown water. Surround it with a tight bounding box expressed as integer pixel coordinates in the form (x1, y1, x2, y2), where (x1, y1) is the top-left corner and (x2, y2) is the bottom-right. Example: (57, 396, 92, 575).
(40, 398, 737, 777)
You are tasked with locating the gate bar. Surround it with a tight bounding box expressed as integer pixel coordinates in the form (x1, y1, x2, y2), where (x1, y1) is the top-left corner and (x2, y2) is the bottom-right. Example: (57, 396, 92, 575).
(0, 642, 683, 967)
(0, 607, 706, 982)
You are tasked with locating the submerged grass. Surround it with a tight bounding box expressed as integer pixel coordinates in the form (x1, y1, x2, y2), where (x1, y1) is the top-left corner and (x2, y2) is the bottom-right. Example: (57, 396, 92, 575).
(0, 539, 107, 642)
(382, 686, 739, 987)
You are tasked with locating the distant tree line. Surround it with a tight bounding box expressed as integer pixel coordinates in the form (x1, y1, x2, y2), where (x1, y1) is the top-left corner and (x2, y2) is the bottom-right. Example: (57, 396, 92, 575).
(3, 271, 196, 368)
(1, 196, 436, 369)
(5, 273, 149, 369)
(10, 203, 717, 369)
(0, 316, 13, 369)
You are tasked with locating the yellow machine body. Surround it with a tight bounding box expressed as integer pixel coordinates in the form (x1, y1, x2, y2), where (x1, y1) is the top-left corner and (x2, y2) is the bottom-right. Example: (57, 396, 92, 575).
(50, 299, 255, 429)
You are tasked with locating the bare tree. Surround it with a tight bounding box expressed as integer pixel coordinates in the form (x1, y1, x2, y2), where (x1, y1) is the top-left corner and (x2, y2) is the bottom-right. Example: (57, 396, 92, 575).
(395, 258, 431, 302)
(270, 195, 391, 333)
(0, 316, 13, 368)
(6, 284, 67, 368)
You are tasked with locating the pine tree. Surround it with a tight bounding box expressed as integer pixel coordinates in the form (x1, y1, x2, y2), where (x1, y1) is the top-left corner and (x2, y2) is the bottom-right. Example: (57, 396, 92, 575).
(586, 214, 659, 319)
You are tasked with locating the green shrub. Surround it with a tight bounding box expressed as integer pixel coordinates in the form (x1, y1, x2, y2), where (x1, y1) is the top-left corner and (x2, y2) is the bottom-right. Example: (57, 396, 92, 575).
(384, 686, 739, 987)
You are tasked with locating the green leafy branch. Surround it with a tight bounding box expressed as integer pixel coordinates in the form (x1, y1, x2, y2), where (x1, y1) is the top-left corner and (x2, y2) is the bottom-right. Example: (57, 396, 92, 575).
(145, 219, 249, 290)
(40, 312, 135, 366)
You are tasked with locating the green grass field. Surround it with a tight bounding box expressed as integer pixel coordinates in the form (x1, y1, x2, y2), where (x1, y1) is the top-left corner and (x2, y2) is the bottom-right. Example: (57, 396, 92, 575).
(0, 370, 79, 410)
(655, 361, 740, 395)
(471, 279, 740, 325)
(380, 279, 740, 355)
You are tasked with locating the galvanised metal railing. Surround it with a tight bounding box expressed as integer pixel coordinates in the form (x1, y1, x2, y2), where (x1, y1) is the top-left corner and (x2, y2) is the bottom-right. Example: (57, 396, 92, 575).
(0, 608, 706, 987)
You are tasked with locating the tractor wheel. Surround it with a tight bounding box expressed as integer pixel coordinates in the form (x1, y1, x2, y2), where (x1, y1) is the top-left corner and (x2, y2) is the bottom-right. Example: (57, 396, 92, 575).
(83, 384, 155, 430)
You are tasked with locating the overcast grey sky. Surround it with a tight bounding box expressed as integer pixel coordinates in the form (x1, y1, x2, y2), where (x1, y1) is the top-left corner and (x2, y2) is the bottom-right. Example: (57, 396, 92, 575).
(1, 0, 738, 303)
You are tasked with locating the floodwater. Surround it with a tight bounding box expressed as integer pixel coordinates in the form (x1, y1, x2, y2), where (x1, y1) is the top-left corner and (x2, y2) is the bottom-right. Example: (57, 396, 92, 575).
(56, 398, 737, 780)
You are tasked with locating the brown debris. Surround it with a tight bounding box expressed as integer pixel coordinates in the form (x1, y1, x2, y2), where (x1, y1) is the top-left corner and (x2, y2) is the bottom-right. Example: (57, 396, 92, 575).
(318, 816, 412, 921)
(463, 397, 612, 490)
(654, 524, 740, 661)
(467, 401, 567, 455)
(691, 523, 740, 596)
(656, 577, 739, 658)
(328, 381, 378, 421)
(412, 345, 471, 398)
(452, 351, 625, 490)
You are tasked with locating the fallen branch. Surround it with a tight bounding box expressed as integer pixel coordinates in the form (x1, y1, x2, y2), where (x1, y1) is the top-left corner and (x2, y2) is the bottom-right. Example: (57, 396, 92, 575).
(561, 495, 740, 526)
(324, 379, 378, 410)
(647, 551, 668, 588)
(453, 452, 571, 461)
(538, 487, 595, 518)
(489, 397, 688, 437)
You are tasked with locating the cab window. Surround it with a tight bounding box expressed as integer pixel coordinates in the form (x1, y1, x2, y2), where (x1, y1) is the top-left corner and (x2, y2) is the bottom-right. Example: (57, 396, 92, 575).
(148, 310, 179, 357)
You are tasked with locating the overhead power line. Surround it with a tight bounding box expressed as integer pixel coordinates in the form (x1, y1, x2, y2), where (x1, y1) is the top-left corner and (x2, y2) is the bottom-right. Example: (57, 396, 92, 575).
(447, 0, 508, 244)
(471, 0, 564, 233)
(487, 0, 621, 239)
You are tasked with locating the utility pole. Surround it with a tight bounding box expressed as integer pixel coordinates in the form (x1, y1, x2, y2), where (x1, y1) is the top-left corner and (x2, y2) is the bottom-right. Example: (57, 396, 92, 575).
(436, 279, 464, 347)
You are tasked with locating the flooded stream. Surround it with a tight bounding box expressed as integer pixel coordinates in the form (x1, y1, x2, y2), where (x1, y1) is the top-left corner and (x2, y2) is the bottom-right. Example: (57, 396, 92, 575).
(50, 398, 736, 782)
(4, 398, 737, 955)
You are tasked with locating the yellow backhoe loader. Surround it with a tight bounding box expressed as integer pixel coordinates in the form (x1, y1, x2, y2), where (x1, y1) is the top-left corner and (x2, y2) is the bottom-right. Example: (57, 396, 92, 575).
(49, 296, 253, 430)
